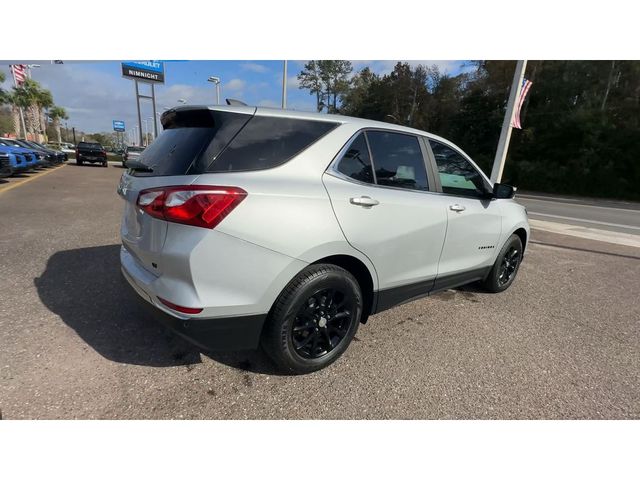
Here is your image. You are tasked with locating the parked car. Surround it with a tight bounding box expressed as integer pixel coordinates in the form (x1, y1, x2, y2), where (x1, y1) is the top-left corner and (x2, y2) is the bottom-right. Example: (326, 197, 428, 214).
(0, 138, 41, 169)
(7, 139, 54, 167)
(121, 145, 145, 167)
(0, 151, 12, 178)
(118, 106, 529, 374)
(0, 145, 29, 174)
(46, 141, 76, 154)
(76, 141, 107, 167)
(19, 139, 67, 163)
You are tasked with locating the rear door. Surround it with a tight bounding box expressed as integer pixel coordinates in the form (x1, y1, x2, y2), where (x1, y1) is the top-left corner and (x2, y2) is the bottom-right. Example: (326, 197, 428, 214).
(426, 138, 502, 287)
(323, 130, 448, 306)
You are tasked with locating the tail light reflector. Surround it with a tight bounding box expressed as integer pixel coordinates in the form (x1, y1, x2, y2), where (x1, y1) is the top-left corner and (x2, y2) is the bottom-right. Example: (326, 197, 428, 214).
(158, 297, 203, 314)
(137, 185, 247, 229)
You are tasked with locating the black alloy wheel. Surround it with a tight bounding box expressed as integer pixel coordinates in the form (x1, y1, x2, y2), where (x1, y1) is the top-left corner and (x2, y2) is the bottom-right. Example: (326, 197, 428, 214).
(497, 246, 521, 286)
(261, 264, 362, 374)
(291, 287, 355, 359)
(481, 233, 524, 293)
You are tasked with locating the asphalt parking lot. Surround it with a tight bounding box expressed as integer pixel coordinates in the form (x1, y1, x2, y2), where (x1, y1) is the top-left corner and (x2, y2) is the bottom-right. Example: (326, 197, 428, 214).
(1, 164, 638, 419)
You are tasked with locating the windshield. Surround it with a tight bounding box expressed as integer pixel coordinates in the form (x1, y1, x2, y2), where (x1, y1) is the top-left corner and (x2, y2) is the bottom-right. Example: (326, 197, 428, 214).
(1, 139, 22, 147)
(78, 142, 102, 148)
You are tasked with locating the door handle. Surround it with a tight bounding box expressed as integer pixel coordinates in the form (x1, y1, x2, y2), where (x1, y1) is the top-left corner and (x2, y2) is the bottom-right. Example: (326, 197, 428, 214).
(449, 204, 466, 212)
(350, 196, 380, 208)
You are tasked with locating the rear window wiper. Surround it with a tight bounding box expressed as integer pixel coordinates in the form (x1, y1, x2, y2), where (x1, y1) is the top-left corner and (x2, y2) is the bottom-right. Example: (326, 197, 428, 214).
(125, 160, 153, 172)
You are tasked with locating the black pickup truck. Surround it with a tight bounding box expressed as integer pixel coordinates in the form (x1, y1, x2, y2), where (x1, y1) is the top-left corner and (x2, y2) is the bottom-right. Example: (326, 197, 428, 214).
(76, 141, 108, 167)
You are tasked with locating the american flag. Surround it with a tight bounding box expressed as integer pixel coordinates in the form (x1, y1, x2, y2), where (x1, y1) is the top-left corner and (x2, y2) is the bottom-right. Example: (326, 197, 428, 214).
(11, 64, 27, 85)
(511, 78, 533, 129)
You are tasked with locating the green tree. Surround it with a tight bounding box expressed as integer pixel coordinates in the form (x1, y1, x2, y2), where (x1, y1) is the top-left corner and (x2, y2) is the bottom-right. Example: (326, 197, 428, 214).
(298, 61, 324, 112)
(298, 60, 353, 113)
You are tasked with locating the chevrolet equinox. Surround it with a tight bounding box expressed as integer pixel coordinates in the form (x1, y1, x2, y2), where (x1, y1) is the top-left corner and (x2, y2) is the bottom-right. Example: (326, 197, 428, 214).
(118, 105, 529, 374)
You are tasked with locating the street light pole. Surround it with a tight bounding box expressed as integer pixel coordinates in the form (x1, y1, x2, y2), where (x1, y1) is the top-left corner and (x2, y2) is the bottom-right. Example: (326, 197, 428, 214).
(281, 60, 288, 109)
(490, 60, 527, 184)
(151, 83, 158, 139)
(207, 76, 221, 104)
(142, 119, 148, 146)
(156, 112, 163, 132)
(26, 64, 40, 79)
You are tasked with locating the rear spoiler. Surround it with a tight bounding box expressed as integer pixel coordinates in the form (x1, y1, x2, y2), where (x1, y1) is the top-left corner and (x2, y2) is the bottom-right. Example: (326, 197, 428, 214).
(160, 105, 256, 129)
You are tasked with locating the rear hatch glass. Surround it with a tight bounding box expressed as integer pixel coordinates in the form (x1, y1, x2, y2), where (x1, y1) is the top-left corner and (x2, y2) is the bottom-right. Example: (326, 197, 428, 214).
(129, 108, 253, 177)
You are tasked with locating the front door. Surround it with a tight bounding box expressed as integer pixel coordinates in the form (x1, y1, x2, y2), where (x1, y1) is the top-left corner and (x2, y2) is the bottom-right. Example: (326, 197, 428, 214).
(426, 139, 503, 289)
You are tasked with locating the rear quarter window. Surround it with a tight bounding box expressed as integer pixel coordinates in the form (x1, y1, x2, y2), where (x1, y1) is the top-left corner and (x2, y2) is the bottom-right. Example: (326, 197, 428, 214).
(208, 116, 338, 172)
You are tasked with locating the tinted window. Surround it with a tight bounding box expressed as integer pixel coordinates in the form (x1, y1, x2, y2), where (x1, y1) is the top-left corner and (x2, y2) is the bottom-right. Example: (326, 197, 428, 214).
(209, 116, 338, 172)
(366, 131, 428, 191)
(131, 110, 251, 177)
(429, 140, 488, 197)
(336, 133, 374, 184)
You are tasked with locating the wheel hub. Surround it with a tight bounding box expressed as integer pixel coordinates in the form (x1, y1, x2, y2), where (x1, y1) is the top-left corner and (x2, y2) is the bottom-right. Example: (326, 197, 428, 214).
(291, 287, 354, 359)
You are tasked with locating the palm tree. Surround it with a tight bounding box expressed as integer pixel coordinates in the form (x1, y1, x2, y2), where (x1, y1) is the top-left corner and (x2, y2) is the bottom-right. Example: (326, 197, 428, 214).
(0, 71, 6, 103)
(7, 93, 23, 137)
(49, 106, 68, 143)
(37, 89, 54, 140)
(12, 79, 42, 138)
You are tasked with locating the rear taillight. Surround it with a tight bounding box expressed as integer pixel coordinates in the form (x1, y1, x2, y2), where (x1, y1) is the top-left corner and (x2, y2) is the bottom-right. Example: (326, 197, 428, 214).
(137, 185, 247, 229)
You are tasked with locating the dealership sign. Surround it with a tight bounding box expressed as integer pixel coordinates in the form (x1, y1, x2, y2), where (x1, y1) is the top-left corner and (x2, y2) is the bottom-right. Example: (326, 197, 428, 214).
(121, 61, 165, 83)
(112, 120, 125, 132)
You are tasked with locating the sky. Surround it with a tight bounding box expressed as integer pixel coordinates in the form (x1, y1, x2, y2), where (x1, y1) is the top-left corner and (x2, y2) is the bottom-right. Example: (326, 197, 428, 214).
(0, 60, 471, 134)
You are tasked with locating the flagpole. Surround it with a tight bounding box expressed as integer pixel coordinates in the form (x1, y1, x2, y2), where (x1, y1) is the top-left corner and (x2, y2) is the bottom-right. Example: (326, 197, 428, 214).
(10, 66, 28, 139)
(490, 60, 527, 184)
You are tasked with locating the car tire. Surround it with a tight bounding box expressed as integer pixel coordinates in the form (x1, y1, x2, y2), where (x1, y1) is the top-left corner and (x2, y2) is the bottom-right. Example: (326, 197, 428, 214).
(77, 160, 82, 166)
(261, 264, 362, 375)
(481, 234, 523, 293)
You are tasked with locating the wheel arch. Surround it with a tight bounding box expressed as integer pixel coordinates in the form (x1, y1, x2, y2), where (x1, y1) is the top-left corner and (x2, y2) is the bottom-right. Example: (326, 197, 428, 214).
(310, 254, 376, 324)
(512, 227, 528, 253)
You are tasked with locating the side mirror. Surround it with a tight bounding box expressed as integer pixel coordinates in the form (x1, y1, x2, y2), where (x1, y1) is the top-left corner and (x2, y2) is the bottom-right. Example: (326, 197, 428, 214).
(493, 183, 516, 199)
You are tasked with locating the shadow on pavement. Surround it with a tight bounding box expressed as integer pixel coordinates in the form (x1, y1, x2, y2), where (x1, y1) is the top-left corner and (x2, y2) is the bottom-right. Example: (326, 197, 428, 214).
(35, 244, 202, 367)
(34, 244, 281, 374)
(67, 163, 106, 168)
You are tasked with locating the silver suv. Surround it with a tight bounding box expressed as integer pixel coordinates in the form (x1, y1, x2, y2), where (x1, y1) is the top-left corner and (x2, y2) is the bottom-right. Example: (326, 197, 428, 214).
(118, 105, 529, 374)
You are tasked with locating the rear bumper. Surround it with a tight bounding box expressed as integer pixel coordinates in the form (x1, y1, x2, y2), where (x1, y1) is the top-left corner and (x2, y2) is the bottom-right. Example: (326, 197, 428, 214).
(120, 246, 268, 351)
(78, 157, 106, 163)
(137, 294, 266, 351)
